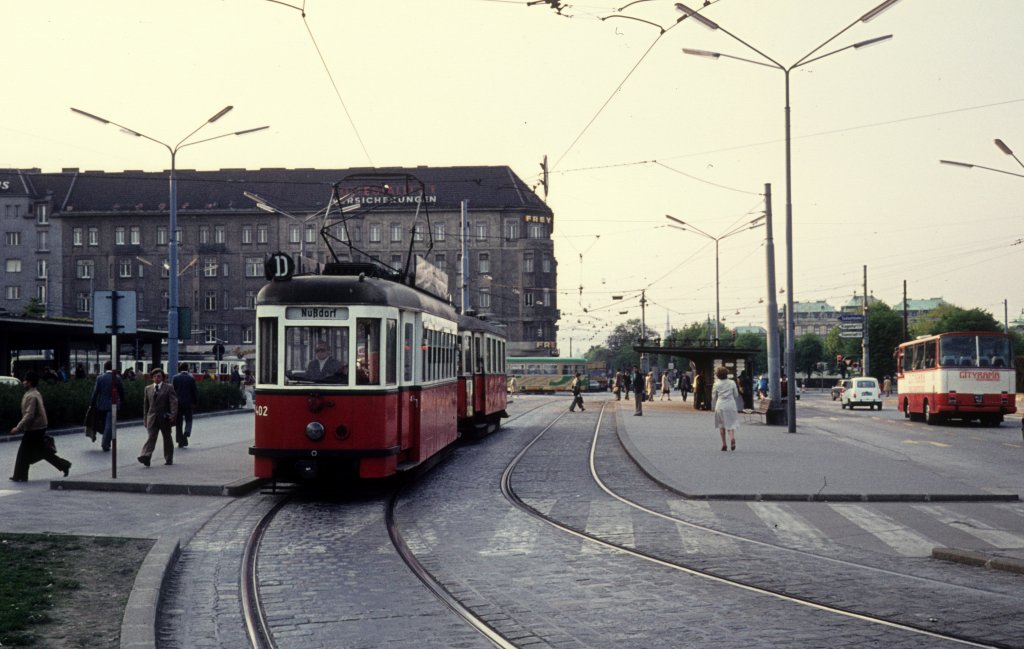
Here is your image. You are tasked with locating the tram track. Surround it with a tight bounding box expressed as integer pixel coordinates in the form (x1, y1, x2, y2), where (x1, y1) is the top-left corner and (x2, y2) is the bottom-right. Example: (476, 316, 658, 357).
(502, 401, 1018, 649)
(237, 396, 564, 649)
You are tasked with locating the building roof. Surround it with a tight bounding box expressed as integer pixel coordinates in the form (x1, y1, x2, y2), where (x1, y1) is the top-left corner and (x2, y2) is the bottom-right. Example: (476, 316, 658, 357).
(20, 166, 552, 216)
(900, 298, 946, 312)
(792, 300, 836, 314)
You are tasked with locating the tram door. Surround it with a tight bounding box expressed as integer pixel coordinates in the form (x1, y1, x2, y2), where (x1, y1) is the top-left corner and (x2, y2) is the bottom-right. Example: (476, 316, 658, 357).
(399, 314, 419, 453)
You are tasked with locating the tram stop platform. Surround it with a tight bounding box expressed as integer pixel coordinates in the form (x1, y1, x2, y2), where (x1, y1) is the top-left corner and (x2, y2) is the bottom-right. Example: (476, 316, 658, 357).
(611, 394, 1024, 575)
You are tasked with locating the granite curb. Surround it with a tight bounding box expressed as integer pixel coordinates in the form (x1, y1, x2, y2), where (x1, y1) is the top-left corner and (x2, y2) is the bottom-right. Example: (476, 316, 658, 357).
(931, 547, 1024, 576)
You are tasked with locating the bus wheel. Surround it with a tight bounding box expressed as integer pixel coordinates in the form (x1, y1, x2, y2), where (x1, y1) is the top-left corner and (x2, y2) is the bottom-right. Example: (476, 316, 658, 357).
(924, 402, 937, 425)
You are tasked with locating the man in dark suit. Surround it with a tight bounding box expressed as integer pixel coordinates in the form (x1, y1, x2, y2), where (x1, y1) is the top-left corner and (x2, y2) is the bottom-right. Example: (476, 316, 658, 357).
(90, 361, 125, 451)
(631, 365, 644, 416)
(305, 340, 344, 382)
(172, 363, 198, 448)
(138, 367, 178, 467)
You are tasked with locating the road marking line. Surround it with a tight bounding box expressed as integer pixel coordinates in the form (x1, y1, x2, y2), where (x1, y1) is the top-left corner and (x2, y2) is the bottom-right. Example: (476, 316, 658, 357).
(830, 504, 938, 557)
(582, 500, 636, 553)
(748, 502, 832, 553)
(914, 505, 1024, 549)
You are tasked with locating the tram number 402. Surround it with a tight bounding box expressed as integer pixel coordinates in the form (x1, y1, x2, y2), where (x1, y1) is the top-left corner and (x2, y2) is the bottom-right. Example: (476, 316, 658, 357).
(255, 405, 269, 417)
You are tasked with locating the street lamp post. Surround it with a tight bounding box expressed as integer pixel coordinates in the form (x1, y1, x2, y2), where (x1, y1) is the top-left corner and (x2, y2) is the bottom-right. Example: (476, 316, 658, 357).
(665, 214, 765, 343)
(676, 0, 900, 431)
(71, 107, 268, 372)
(941, 138, 1024, 179)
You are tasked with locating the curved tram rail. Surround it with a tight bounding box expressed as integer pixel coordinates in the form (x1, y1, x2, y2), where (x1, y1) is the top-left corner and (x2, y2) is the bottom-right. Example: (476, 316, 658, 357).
(239, 400, 553, 649)
(500, 402, 1013, 649)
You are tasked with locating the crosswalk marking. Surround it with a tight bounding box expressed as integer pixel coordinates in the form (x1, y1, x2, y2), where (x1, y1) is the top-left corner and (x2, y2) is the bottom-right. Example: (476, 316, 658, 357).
(913, 505, 1024, 549)
(479, 499, 555, 557)
(582, 500, 636, 553)
(829, 504, 938, 556)
(667, 500, 740, 556)
(748, 502, 832, 553)
(0, 490, 19, 498)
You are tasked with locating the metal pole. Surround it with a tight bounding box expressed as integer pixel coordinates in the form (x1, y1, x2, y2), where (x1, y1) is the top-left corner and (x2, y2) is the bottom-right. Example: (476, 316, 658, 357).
(862, 265, 870, 376)
(784, 70, 796, 432)
(903, 280, 908, 341)
(640, 290, 648, 373)
(168, 152, 179, 374)
(714, 238, 720, 344)
(763, 183, 781, 413)
(1005, 299, 1009, 334)
(460, 200, 469, 313)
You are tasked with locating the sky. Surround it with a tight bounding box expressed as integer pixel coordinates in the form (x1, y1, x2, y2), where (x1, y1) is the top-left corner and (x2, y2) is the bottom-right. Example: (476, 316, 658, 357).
(5, 0, 1023, 354)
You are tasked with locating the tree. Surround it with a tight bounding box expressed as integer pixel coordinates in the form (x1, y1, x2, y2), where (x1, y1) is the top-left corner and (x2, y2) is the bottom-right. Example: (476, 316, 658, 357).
(911, 304, 1003, 336)
(24, 298, 45, 317)
(603, 319, 644, 372)
(866, 302, 903, 380)
(795, 334, 825, 378)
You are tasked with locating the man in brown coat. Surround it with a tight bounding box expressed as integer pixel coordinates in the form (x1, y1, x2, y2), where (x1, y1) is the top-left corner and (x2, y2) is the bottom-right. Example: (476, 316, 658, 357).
(138, 367, 178, 467)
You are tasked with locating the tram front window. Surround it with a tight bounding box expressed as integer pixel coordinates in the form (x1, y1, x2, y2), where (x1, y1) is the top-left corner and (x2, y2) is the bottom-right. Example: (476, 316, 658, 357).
(284, 326, 349, 384)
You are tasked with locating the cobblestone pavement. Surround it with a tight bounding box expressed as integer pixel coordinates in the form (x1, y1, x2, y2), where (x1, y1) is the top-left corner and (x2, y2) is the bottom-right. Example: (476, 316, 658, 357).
(157, 396, 1024, 648)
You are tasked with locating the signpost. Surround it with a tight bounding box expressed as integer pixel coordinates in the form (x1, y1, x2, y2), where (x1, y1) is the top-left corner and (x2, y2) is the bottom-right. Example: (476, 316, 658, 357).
(93, 291, 137, 478)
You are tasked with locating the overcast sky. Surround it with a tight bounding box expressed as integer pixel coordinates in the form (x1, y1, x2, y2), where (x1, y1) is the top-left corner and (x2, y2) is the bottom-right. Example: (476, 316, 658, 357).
(5, 0, 1023, 353)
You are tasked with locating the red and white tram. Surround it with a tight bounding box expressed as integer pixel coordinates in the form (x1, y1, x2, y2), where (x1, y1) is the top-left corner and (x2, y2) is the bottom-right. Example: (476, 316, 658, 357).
(250, 260, 507, 482)
(896, 331, 1016, 426)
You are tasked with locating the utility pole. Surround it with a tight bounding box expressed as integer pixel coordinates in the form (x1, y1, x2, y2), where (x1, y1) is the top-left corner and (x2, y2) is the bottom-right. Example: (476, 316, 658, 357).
(763, 183, 782, 419)
(862, 265, 870, 377)
(902, 280, 908, 341)
(460, 200, 469, 313)
(640, 290, 648, 373)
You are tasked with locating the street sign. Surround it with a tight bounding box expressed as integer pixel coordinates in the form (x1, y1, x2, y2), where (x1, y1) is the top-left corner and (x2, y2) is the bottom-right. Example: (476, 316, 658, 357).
(838, 331, 863, 338)
(93, 291, 138, 334)
(839, 323, 864, 331)
(839, 314, 864, 322)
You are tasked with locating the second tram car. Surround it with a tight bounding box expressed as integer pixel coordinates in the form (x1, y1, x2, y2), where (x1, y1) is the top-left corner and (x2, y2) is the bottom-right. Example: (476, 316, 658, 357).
(507, 357, 589, 393)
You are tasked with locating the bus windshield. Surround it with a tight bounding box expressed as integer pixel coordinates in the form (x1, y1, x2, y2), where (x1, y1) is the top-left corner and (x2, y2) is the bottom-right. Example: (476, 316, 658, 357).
(939, 335, 1011, 368)
(284, 326, 350, 384)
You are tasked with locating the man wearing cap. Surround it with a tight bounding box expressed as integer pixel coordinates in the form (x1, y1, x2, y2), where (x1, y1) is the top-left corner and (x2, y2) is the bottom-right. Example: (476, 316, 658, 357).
(139, 367, 178, 467)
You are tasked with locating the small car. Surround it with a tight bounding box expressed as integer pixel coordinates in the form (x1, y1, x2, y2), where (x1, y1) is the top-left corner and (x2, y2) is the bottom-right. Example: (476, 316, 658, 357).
(0, 375, 21, 387)
(830, 381, 844, 400)
(840, 377, 883, 410)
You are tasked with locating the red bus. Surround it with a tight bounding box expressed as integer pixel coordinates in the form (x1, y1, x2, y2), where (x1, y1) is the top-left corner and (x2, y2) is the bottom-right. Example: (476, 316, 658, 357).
(896, 331, 1016, 426)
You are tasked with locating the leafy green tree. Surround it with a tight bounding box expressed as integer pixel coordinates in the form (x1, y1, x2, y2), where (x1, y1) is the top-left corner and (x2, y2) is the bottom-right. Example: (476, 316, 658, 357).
(604, 319, 644, 372)
(911, 304, 1003, 336)
(866, 302, 903, 380)
(795, 333, 825, 378)
(23, 298, 45, 317)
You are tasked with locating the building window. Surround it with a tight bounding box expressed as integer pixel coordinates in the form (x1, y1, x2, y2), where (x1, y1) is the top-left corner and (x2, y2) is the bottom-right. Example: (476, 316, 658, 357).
(288, 224, 301, 244)
(5, 286, 20, 300)
(199, 226, 210, 244)
(118, 259, 132, 278)
(246, 257, 262, 277)
(157, 227, 168, 245)
(478, 252, 490, 274)
(304, 224, 316, 244)
(525, 292, 536, 307)
(479, 288, 491, 309)
(76, 260, 94, 279)
(5, 232, 21, 246)
(5, 259, 21, 273)
(413, 223, 424, 242)
(390, 223, 402, 243)
(161, 260, 170, 278)
(204, 258, 218, 277)
(369, 223, 382, 243)
(242, 226, 253, 244)
(222, 290, 230, 311)
(475, 222, 487, 241)
(36, 230, 48, 251)
(214, 226, 226, 244)
(504, 220, 519, 240)
(257, 225, 268, 244)
(242, 326, 254, 344)
(77, 292, 91, 313)
(36, 285, 46, 303)
(523, 251, 534, 273)
(434, 253, 446, 269)
(88, 227, 99, 246)
(73, 228, 83, 247)
(205, 326, 218, 343)
(130, 226, 141, 245)
(390, 254, 402, 268)
(434, 222, 446, 242)
(542, 253, 551, 273)
(245, 290, 257, 310)
(115, 227, 126, 245)
(36, 260, 47, 279)
(36, 205, 48, 225)
(220, 261, 229, 277)
(528, 223, 545, 239)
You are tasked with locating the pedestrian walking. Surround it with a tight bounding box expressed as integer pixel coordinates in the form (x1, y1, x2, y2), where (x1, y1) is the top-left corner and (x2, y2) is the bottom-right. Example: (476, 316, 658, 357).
(693, 371, 706, 411)
(138, 367, 178, 467)
(613, 370, 622, 401)
(172, 363, 199, 447)
(678, 373, 691, 402)
(711, 366, 740, 451)
(89, 361, 125, 451)
(623, 368, 631, 400)
(882, 376, 892, 397)
(569, 372, 585, 412)
(660, 372, 672, 400)
(630, 365, 644, 416)
(243, 369, 256, 409)
(645, 371, 654, 402)
(9, 371, 72, 482)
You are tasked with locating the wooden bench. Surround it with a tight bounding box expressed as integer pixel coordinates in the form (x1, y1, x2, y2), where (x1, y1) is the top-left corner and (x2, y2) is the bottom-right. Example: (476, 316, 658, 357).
(741, 399, 771, 424)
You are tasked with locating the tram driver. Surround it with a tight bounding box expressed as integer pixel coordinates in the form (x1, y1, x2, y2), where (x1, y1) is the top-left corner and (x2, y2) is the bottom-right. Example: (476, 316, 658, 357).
(306, 340, 345, 382)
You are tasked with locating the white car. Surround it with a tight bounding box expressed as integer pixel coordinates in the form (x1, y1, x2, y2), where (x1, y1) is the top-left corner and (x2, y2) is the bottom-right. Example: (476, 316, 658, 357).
(840, 377, 883, 410)
(0, 375, 21, 387)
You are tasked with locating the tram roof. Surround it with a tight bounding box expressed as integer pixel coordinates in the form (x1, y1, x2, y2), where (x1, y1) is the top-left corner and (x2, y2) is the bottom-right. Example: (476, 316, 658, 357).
(257, 274, 457, 321)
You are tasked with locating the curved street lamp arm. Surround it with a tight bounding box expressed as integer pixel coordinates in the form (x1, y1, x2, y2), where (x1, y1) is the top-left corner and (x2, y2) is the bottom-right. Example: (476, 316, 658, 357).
(791, 0, 900, 69)
(176, 125, 269, 153)
(174, 105, 233, 151)
(70, 107, 172, 155)
(939, 159, 1024, 180)
(795, 35, 892, 70)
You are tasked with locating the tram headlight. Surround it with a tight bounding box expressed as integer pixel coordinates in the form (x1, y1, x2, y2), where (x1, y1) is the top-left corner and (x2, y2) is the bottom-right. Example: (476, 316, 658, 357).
(305, 421, 326, 441)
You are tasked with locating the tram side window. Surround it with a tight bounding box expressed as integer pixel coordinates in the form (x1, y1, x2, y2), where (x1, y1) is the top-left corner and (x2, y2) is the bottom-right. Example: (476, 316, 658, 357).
(356, 318, 380, 385)
(284, 326, 349, 385)
(404, 323, 414, 382)
(258, 317, 278, 384)
(386, 319, 397, 385)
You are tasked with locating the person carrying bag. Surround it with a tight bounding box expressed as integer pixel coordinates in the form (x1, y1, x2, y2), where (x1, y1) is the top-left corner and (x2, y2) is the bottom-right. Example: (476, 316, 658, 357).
(569, 372, 586, 412)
